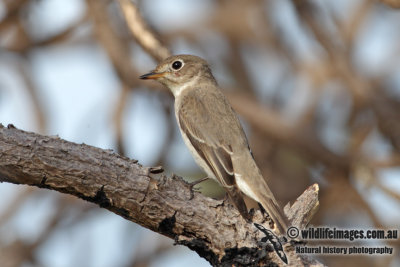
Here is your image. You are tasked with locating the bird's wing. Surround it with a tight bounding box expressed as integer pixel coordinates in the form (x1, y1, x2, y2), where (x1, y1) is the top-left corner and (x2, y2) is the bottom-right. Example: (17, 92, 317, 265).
(178, 87, 249, 218)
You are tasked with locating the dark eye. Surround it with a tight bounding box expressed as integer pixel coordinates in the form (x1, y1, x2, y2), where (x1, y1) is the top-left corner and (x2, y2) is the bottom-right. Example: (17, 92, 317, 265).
(172, 61, 182, 70)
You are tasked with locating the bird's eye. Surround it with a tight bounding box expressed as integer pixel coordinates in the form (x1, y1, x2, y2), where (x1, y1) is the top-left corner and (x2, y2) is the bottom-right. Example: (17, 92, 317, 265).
(172, 61, 182, 70)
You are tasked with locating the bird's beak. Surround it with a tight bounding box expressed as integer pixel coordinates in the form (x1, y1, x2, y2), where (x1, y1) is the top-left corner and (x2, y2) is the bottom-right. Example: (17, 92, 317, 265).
(139, 71, 166, 80)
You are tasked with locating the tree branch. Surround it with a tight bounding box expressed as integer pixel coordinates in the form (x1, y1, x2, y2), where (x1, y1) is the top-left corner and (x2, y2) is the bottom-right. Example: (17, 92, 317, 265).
(0, 124, 321, 266)
(117, 0, 171, 62)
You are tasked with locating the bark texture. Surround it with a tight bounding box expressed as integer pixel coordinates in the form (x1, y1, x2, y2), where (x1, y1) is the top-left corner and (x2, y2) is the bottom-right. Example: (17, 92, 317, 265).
(0, 124, 321, 266)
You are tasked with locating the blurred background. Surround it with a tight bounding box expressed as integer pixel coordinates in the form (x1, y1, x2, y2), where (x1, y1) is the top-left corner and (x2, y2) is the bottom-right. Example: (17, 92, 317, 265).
(0, 0, 399, 266)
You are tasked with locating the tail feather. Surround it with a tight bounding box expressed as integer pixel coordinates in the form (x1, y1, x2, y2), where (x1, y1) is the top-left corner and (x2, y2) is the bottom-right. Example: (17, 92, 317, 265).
(232, 150, 289, 233)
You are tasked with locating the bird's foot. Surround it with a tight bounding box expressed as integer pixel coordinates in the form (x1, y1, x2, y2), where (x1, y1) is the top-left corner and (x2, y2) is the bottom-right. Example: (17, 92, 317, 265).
(141, 166, 164, 181)
(187, 177, 210, 191)
(185, 177, 210, 200)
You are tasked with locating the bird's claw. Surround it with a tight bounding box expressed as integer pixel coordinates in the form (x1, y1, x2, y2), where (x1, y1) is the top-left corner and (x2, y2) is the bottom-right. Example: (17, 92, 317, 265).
(187, 177, 210, 191)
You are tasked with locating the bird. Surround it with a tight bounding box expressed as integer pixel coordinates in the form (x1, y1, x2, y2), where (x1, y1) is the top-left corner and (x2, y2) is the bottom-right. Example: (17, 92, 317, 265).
(140, 54, 288, 233)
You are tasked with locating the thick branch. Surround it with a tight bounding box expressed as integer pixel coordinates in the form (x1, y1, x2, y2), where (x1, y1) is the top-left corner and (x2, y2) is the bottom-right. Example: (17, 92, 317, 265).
(0, 124, 321, 266)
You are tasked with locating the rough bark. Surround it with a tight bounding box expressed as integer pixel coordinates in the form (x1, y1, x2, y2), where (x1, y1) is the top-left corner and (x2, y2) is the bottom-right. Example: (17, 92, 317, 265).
(0, 124, 322, 266)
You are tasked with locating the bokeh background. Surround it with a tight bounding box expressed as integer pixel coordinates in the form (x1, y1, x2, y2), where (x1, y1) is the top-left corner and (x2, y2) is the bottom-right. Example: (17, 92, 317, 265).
(1, 0, 400, 266)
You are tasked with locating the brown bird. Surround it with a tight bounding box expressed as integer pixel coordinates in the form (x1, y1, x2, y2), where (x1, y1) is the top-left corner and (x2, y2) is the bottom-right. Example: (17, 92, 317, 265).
(140, 55, 288, 233)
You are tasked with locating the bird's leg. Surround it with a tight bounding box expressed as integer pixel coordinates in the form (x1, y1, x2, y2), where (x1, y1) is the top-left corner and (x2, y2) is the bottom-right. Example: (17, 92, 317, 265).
(187, 176, 210, 191)
(186, 177, 211, 200)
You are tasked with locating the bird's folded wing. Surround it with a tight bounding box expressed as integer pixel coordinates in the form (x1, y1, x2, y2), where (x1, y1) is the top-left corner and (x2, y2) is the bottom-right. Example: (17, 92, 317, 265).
(178, 110, 235, 187)
(177, 87, 242, 187)
(178, 105, 250, 218)
(177, 87, 251, 218)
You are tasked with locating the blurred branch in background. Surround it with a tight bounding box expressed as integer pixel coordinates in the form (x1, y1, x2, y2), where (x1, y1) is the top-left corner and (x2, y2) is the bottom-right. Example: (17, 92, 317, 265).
(381, 0, 400, 8)
(118, 0, 171, 61)
(0, 0, 399, 266)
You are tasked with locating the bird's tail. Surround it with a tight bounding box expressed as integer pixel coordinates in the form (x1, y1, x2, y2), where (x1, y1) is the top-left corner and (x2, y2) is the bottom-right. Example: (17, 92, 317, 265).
(233, 150, 289, 234)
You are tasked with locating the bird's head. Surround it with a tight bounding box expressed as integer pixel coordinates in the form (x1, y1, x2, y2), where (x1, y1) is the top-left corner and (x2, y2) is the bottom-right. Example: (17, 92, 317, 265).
(140, 54, 215, 96)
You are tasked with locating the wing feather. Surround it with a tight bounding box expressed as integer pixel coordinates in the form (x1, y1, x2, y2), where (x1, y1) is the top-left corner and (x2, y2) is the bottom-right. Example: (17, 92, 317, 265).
(177, 87, 249, 218)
